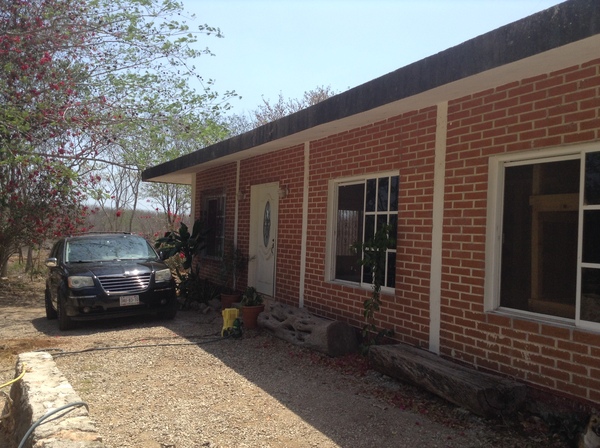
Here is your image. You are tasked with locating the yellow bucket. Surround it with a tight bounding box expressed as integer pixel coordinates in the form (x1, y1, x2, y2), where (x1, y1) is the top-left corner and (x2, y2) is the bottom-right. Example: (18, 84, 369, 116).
(221, 308, 239, 336)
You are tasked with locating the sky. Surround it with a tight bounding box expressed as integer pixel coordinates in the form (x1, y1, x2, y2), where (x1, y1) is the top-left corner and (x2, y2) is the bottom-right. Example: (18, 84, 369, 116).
(181, 0, 563, 116)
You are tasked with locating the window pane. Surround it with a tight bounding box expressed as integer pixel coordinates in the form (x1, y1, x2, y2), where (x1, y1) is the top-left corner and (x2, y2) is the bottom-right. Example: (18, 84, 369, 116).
(335, 184, 364, 282)
(500, 165, 532, 311)
(386, 252, 396, 288)
(377, 177, 389, 211)
(390, 176, 399, 211)
(364, 215, 375, 242)
(376, 214, 388, 233)
(362, 262, 373, 284)
(366, 179, 376, 212)
(334, 176, 397, 289)
(583, 210, 600, 264)
(206, 198, 219, 257)
(585, 152, 600, 205)
(500, 160, 578, 318)
(202, 194, 225, 258)
(581, 268, 600, 323)
(388, 214, 398, 248)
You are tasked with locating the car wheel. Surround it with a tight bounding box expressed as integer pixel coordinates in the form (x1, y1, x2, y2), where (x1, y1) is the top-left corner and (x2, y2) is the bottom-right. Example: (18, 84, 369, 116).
(45, 288, 58, 320)
(161, 298, 178, 320)
(58, 293, 75, 331)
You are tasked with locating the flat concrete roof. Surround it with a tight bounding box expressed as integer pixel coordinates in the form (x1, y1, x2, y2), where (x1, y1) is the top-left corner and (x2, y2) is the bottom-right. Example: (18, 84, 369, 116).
(142, 0, 600, 185)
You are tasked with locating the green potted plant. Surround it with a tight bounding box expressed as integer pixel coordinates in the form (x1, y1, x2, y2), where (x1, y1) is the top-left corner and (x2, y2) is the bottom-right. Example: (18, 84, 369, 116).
(155, 220, 206, 307)
(240, 286, 264, 329)
(219, 242, 249, 308)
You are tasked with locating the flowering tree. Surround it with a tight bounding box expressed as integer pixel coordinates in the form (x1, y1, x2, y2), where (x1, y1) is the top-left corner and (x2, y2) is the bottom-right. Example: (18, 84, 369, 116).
(0, 0, 97, 272)
(0, 0, 235, 274)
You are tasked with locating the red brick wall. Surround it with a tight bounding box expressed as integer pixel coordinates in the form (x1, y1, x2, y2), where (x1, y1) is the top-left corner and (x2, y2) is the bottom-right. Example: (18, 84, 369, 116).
(195, 110, 438, 348)
(444, 59, 600, 403)
(194, 163, 238, 283)
(194, 58, 600, 404)
(238, 145, 306, 303)
(306, 107, 438, 347)
(195, 145, 305, 299)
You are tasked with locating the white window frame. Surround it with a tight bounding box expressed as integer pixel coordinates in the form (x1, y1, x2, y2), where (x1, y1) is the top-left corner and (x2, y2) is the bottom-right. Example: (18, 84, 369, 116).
(326, 171, 399, 294)
(484, 142, 600, 331)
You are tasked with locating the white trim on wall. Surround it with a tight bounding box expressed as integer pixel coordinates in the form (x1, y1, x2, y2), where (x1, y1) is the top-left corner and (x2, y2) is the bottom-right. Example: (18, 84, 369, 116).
(299, 142, 310, 308)
(191, 173, 197, 223)
(234, 160, 241, 247)
(429, 101, 448, 354)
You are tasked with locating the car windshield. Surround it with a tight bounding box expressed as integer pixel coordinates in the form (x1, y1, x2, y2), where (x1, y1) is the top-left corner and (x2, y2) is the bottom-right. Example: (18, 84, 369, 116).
(66, 236, 158, 263)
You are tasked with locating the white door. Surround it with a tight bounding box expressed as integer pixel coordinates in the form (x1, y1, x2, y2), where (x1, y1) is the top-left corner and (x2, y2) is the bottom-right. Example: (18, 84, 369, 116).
(249, 183, 279, 297)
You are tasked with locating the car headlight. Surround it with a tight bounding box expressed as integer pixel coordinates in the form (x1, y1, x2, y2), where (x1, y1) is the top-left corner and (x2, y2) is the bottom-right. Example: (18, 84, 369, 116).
(68, 276, 94, 289)
(155, 269, 173, 283)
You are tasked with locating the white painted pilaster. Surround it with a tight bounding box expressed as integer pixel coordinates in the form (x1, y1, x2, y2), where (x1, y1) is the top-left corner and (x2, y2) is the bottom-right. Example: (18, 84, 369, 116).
(234, 160, 241, 247)
(299, 142, 310, 308)
(429, 101, 448, 354)
(191, 173, 197, 221)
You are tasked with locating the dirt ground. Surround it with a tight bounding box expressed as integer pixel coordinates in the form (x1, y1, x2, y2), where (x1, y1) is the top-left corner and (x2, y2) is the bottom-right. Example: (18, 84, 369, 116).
(0, 272, 575, 448)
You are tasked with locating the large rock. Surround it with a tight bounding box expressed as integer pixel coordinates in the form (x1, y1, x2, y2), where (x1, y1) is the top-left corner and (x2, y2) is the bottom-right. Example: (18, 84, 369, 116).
(369, 344, 527, 418)
(258, 302, 358, 357)
(8, 351, 104, 448)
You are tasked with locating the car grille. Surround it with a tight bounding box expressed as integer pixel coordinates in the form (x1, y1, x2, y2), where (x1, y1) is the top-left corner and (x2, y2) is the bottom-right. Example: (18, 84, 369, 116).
(98, 273, 151, 294)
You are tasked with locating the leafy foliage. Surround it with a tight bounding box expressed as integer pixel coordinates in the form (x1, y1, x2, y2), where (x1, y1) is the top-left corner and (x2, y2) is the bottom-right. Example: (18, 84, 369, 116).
(225, 85, 337, 135)
(0, 0, 234, 273)
(155, 219, 207, 303)
(352, 224, 395, 353)
(0, 0, 98, 271)
(155, 220, 206, 271)
(219, 241, 251, 293)
(241, 286, 263, 307)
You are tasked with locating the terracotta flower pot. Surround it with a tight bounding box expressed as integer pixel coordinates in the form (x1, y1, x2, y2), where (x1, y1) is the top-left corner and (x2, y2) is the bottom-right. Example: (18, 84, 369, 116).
(242, 304, 265, 330)
(221, 292, 240, 309)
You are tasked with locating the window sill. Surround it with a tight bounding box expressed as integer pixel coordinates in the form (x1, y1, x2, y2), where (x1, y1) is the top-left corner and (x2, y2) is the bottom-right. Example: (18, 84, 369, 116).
(327, 279, 395, 296)
(491, 307, 575, 329)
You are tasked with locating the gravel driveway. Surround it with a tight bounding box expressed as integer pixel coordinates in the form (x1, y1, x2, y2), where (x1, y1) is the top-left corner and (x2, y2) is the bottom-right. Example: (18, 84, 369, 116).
(0, 279, 566, 447)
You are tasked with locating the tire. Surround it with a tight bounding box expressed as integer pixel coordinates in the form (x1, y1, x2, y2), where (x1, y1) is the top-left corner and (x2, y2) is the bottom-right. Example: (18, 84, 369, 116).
(45, 289, 58, 320)
(57, 293, 75, 331)
(160, 297, 179, 320)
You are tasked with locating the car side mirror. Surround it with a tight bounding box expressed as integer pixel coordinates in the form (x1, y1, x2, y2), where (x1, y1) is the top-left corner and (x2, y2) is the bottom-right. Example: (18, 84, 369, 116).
(45, 257, 58, 268)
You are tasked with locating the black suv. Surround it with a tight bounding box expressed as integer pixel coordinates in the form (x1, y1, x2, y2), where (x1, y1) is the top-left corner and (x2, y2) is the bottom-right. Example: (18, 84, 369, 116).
(45, 233, 177, 330)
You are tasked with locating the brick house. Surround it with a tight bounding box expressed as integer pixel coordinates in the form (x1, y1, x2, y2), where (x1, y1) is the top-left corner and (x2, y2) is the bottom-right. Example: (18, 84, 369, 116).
(143, 0, 600, 406)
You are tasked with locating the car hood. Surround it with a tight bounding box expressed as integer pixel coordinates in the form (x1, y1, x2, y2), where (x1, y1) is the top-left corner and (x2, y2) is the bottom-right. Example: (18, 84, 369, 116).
(66, 260, 167, 277)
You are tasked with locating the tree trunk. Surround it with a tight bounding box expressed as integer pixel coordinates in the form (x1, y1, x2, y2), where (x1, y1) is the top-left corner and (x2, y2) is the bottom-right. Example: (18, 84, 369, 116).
(25, 246, 33, 273)
(369, 344, 526, 418)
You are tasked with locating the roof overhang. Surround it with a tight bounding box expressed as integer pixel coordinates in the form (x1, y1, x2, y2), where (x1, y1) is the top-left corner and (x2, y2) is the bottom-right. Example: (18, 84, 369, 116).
(142, 0, 600, 185)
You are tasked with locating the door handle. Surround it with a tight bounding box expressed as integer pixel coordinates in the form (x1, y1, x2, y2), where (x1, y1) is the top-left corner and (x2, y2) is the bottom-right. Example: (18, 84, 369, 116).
(271, 239, 275, 254)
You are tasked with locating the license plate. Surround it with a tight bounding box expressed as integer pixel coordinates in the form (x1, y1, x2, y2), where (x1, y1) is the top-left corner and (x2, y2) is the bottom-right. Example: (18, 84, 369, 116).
(120, 295, 140, 306)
